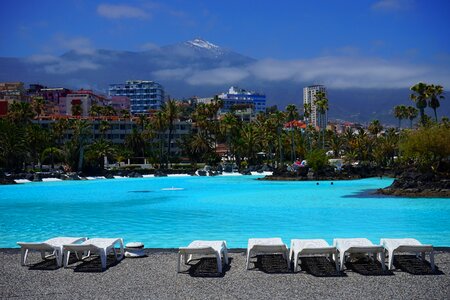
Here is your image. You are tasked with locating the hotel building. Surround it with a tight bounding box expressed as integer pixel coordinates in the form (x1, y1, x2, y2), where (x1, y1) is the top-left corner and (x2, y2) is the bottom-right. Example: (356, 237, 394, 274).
(218, 86, 266, 114)
(108, 80, 165, 115)
(303, 85, 328, 129)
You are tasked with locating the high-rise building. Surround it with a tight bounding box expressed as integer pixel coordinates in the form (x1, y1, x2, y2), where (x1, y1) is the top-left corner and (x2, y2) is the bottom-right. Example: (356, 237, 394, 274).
(108, 80, 165, 115)
(218, 86, 266, 114)
(303, 85, 328, 129)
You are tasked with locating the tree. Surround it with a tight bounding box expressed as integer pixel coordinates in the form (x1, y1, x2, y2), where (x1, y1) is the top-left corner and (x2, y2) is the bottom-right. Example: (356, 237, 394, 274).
(162, 99, 180, 167)
(8, 101, 34, 124)
(285, 104, 299, 161)
(368, 119, 383, 136)
(399, 124, 450, 171)
(393, 105, 407, 129)
(151, 110, 167, 167)
(306, 149, 328, 176)
(31, 96, 45, 123)
(71, 120, 91, 171)
(427, 84, 445, 122)
(406, 106, 418, 129)
(0, 119, 27, 170)
(410, 82, 430, 125)
(314, 91, 329, 148)
(71, 103, 83, 116)
(86, 139, 116, 170)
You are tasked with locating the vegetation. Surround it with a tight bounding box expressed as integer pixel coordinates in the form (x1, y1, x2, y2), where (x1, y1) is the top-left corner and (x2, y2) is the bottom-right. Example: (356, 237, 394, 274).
(0, 83, 447, 178)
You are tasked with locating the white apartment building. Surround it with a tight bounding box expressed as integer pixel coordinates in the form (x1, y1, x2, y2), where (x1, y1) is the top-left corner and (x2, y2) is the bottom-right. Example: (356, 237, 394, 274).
(303, 85, 328, 129)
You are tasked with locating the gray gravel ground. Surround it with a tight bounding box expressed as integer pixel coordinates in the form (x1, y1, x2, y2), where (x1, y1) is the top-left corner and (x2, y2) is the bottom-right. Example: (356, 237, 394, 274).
(1, 248, 449, 300)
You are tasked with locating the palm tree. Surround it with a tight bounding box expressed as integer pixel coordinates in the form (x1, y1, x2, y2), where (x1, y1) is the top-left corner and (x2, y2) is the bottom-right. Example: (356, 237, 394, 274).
(406, 106, 419, 129)
(31, 96, 45, 123)
(285, 104, 299, 161)
(87, 139, 116, 170)
(0, 119, 27, 170)
(151, 110, 167, 168)
(220, 112, 238, 158)
(71, 120, 91, 171)
(8, 101, 34, 124)
(315, 91, 329, 148)
(393, 105, 407, 129)
(25, 124, 49, 169)
(269, 111, 286, 166)
(410, 82, 430, 125)
(368, 119, 383, 136)
(162, 99, 180, 168)
(99, 120, 111, 140)
(125, 128, 145, 158)
(71, 103, 83, 117)
(427, 84, 445, 122)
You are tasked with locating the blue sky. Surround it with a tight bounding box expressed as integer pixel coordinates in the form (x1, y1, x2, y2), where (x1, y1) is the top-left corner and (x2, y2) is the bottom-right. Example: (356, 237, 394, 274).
(1, 0, 450, 90)
(1, 0, 449, 60)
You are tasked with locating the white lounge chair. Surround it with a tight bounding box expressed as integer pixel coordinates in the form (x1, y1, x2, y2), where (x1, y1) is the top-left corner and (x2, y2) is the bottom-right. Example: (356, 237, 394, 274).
(178, 240, 229, 273)
(17, 237, 87, 267)
(380, 238, 435, 271)
(246, 238, 289, 270)
(63, 238, 124, 270)
(290, 239, 339, 272)
(333, 238, 385, 271)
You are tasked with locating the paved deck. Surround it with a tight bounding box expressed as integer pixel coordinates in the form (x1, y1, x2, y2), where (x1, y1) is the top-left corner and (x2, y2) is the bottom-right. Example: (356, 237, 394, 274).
(1, 249, 449, 299)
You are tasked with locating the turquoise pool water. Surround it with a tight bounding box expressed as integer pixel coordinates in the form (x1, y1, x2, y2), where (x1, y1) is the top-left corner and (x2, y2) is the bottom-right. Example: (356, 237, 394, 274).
(1, 176, 449, 248)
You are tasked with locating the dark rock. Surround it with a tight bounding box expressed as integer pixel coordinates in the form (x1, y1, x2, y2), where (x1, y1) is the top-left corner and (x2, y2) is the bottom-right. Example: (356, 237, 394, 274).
(33, 173, 42, 182)
(104, 173, 115, 179)
(154, 170, 167, 177)
(197, 170, 207, 176)
(241, 169, 252, 175)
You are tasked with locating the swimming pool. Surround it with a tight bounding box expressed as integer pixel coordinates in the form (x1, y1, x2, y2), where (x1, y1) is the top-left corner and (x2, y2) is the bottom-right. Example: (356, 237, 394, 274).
(1, 176, 449, 248)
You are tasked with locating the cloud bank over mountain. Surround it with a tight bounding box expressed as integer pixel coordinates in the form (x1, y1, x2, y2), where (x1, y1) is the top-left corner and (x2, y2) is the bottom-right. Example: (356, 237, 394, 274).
(1, 38, 449, 124)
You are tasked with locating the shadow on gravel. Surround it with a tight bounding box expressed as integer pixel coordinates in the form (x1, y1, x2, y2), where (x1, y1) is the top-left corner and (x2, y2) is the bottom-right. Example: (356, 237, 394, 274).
(300, 257, 345, 277)
(70, 254, 121, 272)
(394, 255, 444, 275)
(184, 257, 232, 278)
(251, 254, 291, 274)
(28, 258, 59, 271)
(346, 258, 393, 276)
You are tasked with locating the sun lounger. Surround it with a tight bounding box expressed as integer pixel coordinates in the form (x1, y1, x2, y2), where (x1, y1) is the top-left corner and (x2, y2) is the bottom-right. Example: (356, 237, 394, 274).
(17, 237, 87, 267)
(178, 240, 229, 273)
(380, 238, 435, 271)
(246, 238, 289, 270)
(63, 238, 124, 270)
(290, 239, 339, 272)
(333, 238, 385, 271)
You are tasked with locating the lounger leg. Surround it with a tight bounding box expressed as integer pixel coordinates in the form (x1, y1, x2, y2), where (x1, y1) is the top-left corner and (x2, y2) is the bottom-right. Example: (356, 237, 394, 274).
(40, 250, 46, 260)
(294, 254, 299, 272)
(285, 250, 290, 269)
(379, 252, 386, 271)
(246, 250, 252, 270)
(64, 250, 70, 268)
(187, 254, 193, 263)
(21, 248, 28, 266)
(388, 250, 394, 270)
(100, 249, 107, 271)
(340, 252, 345, 271)
(177, 253, 182, 273)
(223, 248, 229, 265)
(216, 253, 222, 273)
(334, 254, 340, 272)
(430, 251, 435, 272)
(55, 249, 62, 267)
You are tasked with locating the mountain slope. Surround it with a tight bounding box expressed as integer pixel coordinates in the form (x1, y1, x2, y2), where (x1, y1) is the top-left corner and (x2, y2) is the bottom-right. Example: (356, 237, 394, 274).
(0, 38, 448, 125)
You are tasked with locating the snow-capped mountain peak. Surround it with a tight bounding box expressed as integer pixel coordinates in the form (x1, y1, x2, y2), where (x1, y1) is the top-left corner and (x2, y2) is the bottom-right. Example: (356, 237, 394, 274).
(185, 38, 220, 50)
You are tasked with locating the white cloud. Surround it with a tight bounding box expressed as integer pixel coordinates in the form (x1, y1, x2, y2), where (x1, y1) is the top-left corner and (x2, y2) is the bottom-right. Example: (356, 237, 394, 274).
(27, 54, 60, 64)
(97, 4, 150, 19)
(56, 36, 96, 55)
(371, 0, 414, 11)
(186, 67, 250, 85)
(151, 55, 450, 89)
(140, 42, 160, 51)
(28, 55, 100, 74)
